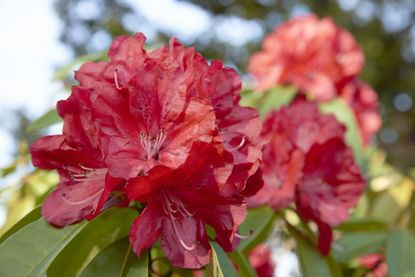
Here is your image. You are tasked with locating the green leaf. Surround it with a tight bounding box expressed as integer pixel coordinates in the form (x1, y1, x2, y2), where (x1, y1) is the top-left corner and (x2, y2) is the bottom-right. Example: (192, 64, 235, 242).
(80, 238, 148, 277)
(27, 109, 61, 132)
(386, 229, 415, 277)
(0, 207, 41, 244)
(320, 99, 365, 168)
(241, 86, 297, 118)
(229, 251, 257, 277)
(332, 231, 388, 262)
(47, 208, 137, 277)
(207, 241, 238, 277)
(335, 219, 389, 232)
(237, 206, 276, 251)
(286, 224, 334, 277)
(0, 218, 87, 277)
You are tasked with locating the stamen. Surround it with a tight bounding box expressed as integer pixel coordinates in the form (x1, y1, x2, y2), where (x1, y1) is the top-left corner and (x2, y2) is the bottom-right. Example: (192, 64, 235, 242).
(235, 230, 253, 240)
(228, 136, 246, 151)
(139, 131, 167, 160)
(114, 69, 122, 89)
(160, 189, 196, 250)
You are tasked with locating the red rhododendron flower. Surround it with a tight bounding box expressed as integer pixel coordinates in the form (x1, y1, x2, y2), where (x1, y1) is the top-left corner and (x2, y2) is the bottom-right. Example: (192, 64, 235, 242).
(126, 142, 247, 268)
(340, 79, 382, 145)
(248, 97, 346, 210)
(30, 94, 123, 226)
(249, 14, 364, 101)
(248, 97, 365, 255)
(73, 33, 262, 186)
(296, 137, 366, 254)
(360, 254, 388, 277)
(31, 32, 262, 269)
(248, 244, 275, 277)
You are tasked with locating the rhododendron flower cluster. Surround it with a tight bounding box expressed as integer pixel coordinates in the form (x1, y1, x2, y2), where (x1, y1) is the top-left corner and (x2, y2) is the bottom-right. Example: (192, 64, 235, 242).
(31, 33, 262, 269)
(249, 14, 381, 145)
(248, 98, 366, 254)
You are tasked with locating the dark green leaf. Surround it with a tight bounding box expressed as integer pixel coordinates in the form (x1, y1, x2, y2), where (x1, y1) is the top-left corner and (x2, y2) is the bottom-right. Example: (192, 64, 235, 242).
(386, 229, 415, 277)
(238, 206, 276, 251)
(0, 218, 87, 277)
(335, 219, 389, 232)
(286, 224, 334, 277)
(332, 231, 388, 262)
(207, 241, 238, 277)
(80, 238, 148, 277)
(0, 206, 41, 244)
(47, 208, 137, 277)
(27, 109, 61, 132)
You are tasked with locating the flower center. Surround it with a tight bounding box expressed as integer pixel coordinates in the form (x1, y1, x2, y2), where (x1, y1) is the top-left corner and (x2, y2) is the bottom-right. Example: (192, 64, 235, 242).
(160, 189, 195, 251)
(140, 131, 167, 160)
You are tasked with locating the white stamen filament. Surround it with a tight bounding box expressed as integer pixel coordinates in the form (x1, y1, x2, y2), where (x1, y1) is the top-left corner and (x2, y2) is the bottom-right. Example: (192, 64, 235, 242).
(228, 136, 246, 151)
(235, 231, 251, 240)
(114, 69, 121, 89)
(160, 189, 195, 251)
(140, 131, 167, 160)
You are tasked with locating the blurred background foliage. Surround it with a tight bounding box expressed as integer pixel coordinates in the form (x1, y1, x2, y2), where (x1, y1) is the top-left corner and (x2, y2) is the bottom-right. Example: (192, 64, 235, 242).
(54, 0, 415, 171)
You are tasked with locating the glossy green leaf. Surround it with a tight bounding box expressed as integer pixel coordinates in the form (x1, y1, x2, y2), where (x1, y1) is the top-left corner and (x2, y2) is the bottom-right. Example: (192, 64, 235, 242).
(320, 99, 365, 168)
(0, 218, 87, 277)
(207, 241, 238, 277)
(0, 206, 41, 244)
(386, 229, 415, 277)
(27, 109, 61, 132)
(238, 206, 276, 251)
(80, 238, 148, 277)
(332, 231, 388, 262)
(229, 251, 257, 277)
(47, 208, 137, 277)
(287, 224, 334, 277)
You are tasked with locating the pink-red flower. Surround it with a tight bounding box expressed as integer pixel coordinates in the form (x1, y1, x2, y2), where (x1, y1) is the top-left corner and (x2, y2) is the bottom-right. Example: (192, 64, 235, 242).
(31, 33, 262, 269)
(126, 142, 247, 268)
(248, 244, 275, 277)
(249, 14, 364, 101)
(30, 94, 123, 226)
(360, 253, 387, 277)
(248, 97, 365, 255)
(339, 79, 382, 145)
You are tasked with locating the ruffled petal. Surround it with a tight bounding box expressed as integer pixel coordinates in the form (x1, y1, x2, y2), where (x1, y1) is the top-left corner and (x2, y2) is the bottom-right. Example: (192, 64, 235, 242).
(129, 200, 162, 257)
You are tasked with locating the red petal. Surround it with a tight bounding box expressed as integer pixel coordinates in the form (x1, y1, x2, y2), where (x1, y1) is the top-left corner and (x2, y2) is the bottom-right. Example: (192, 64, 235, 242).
(42, 174, 107, 227)
(161, 214, 210, 269)
(316, 221, 333, 256)
(129, 200, 162, 257)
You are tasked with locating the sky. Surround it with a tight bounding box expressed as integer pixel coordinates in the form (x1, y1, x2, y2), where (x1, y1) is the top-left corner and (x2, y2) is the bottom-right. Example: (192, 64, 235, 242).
(0, 0, 69, 167)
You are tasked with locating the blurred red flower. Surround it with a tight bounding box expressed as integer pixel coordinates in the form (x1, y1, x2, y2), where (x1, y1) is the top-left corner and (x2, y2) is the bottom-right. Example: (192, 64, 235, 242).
(248, 98, 365, 255)
(360, 253, 388, 277)
(248, 244, 276, 277)
(340, 79, 382, 145)
(249, 14, 364, 101)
